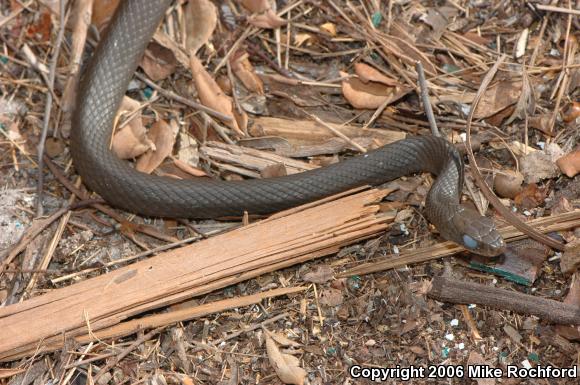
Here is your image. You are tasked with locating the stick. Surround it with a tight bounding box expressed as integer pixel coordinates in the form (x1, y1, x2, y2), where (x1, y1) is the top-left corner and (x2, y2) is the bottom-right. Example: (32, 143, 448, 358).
(36, 0, 68, 216)
(427, 276, 580, 325)
(415, 61, 440, 137)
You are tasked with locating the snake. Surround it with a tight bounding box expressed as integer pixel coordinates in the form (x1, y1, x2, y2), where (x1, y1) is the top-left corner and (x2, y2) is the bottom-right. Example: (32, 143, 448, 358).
(70, 0, 505, 257)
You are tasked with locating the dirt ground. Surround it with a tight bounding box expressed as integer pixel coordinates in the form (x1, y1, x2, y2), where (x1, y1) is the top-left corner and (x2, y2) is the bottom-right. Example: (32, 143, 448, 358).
(1, 0, 580, 384)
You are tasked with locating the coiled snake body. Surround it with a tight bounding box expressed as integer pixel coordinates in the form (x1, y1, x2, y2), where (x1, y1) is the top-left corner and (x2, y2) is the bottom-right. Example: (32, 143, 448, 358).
(71, 0, 505, 257)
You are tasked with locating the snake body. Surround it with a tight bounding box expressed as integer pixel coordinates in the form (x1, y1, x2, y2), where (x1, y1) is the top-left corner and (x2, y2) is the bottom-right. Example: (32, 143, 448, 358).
(70, 0, 505, 256)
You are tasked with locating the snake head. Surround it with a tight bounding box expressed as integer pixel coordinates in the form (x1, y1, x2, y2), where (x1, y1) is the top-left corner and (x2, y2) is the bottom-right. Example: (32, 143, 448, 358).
(451, 206, 506, 257)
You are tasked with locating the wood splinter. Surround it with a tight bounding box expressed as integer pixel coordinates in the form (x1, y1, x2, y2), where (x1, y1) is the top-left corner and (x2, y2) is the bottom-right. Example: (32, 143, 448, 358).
(427, 276, 580, 325)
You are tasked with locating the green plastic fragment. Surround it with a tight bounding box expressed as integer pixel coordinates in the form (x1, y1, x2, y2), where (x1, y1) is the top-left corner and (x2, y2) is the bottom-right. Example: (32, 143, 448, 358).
(469, 261, 531, 286)
(143, 86, 154, 99)
(348, 275, 361, 290)
(441, 63, 461, 73)
(371, 12, 382, 28)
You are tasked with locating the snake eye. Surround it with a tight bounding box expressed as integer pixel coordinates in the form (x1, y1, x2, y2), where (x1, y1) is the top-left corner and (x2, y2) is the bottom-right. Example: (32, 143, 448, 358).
(462, 234, 479, 250)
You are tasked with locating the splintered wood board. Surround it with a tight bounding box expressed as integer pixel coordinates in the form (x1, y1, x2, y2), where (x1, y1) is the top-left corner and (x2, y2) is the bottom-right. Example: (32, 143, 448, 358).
(0, 187, 392, 361)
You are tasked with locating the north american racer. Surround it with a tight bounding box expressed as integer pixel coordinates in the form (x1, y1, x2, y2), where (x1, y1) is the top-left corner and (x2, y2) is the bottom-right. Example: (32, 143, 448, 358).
(70, 0, 506, 257)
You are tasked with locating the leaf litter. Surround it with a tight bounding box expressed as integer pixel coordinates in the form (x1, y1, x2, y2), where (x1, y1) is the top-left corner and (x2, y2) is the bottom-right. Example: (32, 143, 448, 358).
(1, 0, 580, 384)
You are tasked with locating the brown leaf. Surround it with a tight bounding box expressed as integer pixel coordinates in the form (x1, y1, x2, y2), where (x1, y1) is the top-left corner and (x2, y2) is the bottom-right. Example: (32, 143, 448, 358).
(493, 170, 524, 199)
(505, 70, 535, 124)
(340, 71, 397, 109)
(261, 163, 287, 178)
(303, 265, 334, 284)
(231, 51, 264, 94)
(264, 329, 301, 347)
(45, 137, 65, 158)
(172, 157, 208, 177)
(319, 22, 336, 36)
(294, 33, 313, 47)
(265, 335, 306, 385)
(140, 43, 177, 81)
(27, 10, 52, 42)
(561, 241, 580, 275)
(562, 101, 580, 123)
(241, 0, 270, 13)
(248, 9, 286, 29)
(556, 150, 580, 177)
(92, 0, 120, 31)
(520, 150, 560, 183)
(181, 376, 195, 385)
(112, 97, 153, 159)
(513, 183, 547, 209)
(241, 0, 286, 28)
(190, 56, 243, 136)
(319, 288, 343, 307)
(184, 0, 217, 54)
(354, 63, 399, 86)
(136, 120, 178, 174)
(473, 80, 522, 119)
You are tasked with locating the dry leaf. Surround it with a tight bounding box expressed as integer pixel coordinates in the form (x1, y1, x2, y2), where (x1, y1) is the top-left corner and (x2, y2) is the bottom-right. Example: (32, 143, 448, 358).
(520, 147, 562, 183)
(241, 0, 270, 13)
(112, 97, 153, 159)
(354, 63, 399, 86)
(190, 56, 243, 136)
(303, 265, 334, 284)
(140, 43, 177, 81)
(231, 51, 264, 94)
(248, 9, 286, 29)
(319, 287, 343, 306)
(216, 75, 233, 94)
(233, 104, 249, 134)
(241, 0, 286, 28)
(340, 71, 396, 109)
(294, 33, 313, 47)
(184, 0, 217, 54)
(505, 71, 535, 124)
(45, 137, 65, 158)
(265, 335, 307, 385)
(319, 22, 336, 36)
(556, 150, 580, 177)
(562, 101, 580, 123)
(514, 28, 529, 58)
(261, 163, 287, 178)
(92, 0, 120, 31)
(4, 120, 23, 142)
(27, 10, 52, 42)
(473, 80, 522, 119)
(513, 183, 547, 209)
(493, 170, 523, 199)
(172, 157, 208, 177)
(264, 329, 301, 347)
(181, 375, 195, 385)
(136, 120, 179, 174)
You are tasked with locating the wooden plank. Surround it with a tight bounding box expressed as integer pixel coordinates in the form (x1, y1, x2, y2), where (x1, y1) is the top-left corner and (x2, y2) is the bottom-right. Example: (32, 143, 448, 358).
(1, 287, 306, 361)
(0, 188, 391, 360)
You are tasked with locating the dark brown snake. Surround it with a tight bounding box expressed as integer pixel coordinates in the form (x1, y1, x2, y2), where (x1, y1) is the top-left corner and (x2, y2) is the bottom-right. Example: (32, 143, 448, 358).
(70, 0, 505, 257)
